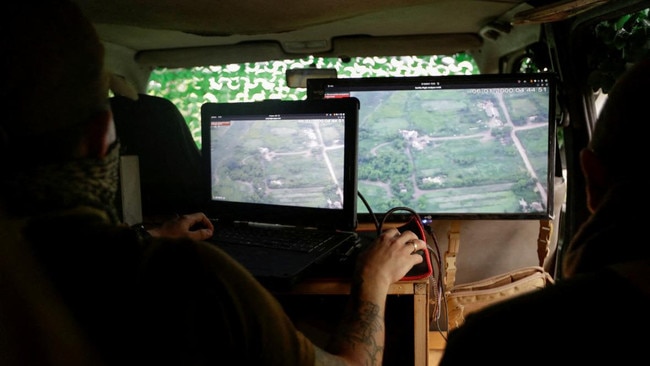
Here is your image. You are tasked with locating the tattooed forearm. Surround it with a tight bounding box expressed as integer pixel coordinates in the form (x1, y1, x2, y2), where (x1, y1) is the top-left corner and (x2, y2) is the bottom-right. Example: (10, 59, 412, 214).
(337, 300, 384, 361)
(315, 229, 412, 365)
(324, 276, 386, 365)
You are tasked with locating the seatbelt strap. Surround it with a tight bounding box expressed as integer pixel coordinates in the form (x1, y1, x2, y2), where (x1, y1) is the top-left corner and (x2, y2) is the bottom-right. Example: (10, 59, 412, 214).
(444, 220, 461, 290)
(537, 219, 552, 267)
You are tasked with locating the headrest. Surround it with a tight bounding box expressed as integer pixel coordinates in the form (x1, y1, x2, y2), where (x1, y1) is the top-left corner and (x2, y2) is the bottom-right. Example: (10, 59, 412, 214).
(109, 73, 139, 101)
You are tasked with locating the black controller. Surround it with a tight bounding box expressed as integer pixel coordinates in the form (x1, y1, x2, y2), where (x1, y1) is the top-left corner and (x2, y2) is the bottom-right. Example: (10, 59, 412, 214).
(396, 216, 432, 279)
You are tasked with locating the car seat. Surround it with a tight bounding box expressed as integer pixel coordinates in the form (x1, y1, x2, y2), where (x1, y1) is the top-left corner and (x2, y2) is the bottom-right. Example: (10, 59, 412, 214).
(109, 94, 205, 219)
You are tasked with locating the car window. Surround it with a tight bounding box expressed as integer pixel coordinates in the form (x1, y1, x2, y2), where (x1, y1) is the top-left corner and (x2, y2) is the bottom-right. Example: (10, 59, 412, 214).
(147, 54, 479, 148)
(588, 8, 649, 118)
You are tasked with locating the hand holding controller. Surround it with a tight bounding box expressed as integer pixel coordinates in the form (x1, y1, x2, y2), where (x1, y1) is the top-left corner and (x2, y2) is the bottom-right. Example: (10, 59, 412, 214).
(395, 214, 433, 280)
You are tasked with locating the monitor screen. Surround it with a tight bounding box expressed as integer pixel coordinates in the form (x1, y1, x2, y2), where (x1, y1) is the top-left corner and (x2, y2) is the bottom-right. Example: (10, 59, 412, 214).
(307, 73, 557, 221)
(200, 98, 360, 231)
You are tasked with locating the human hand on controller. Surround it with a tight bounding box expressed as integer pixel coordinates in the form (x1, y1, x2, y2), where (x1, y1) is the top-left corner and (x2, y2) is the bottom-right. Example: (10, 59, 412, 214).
(148, 212, 214, 240)
(355, 228, 425, 290)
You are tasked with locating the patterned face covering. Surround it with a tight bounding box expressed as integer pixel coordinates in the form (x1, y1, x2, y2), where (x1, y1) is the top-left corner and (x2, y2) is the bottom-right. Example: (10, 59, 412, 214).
(1, 141, 122, 223)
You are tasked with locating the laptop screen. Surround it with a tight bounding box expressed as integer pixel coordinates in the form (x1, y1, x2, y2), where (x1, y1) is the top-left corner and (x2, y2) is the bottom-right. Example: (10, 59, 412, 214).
(307, 74, 557, 221)
(200, 98, 359, 231)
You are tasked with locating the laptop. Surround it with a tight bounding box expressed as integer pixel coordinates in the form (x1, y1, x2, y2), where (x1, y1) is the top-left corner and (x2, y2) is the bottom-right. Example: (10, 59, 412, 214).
(200, 98, 361, 289)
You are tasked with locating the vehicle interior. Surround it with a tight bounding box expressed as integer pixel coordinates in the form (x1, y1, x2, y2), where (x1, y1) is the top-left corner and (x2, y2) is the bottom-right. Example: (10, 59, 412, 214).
(70, 0, 649, 364)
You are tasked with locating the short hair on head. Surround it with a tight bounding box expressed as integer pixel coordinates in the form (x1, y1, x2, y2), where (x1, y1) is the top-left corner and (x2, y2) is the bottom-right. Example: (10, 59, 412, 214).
(1, 0, 109, 164)
(589, 57, 650, 178)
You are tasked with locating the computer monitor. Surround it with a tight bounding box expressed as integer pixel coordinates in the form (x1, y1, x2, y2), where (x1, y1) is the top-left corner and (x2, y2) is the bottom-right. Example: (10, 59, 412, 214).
(307, 73, 557, 222)
(200, 98, 360, 230)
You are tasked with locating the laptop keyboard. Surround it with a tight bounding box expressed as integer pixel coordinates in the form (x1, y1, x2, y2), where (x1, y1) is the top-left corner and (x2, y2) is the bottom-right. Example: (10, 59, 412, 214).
(212, 225, 344, 253)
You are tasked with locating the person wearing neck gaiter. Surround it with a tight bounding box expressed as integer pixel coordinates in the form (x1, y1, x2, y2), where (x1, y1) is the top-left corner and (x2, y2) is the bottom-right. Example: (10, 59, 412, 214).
(0, 1, 425, 365)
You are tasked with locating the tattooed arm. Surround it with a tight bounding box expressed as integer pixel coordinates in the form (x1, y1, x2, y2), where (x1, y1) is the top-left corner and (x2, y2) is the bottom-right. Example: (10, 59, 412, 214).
(314, 228, 424, 366)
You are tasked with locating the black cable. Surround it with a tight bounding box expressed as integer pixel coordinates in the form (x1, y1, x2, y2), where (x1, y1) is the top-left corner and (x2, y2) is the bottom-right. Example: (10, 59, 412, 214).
(378, 206, 422, 237)
(427, 227, 446, 328)
(357, 191, 380, 233)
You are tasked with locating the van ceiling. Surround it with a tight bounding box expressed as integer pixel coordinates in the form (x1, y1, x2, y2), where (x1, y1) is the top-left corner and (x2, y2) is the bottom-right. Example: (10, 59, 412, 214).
(75, 0, 610, 68)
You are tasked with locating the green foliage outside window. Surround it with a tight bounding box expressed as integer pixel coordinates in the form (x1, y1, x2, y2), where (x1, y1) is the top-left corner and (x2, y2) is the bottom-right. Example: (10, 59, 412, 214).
(587, 7, 649, 93)
(147, 54, 479, 148)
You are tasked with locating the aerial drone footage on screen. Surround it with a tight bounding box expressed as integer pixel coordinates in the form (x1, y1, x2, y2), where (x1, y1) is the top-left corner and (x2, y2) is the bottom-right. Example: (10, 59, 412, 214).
(308, 73, 557, 221)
